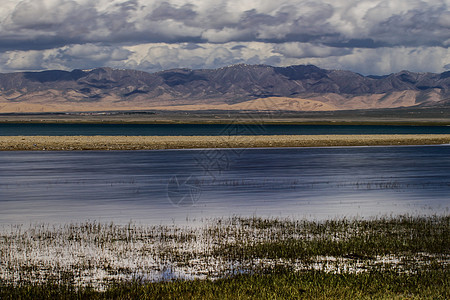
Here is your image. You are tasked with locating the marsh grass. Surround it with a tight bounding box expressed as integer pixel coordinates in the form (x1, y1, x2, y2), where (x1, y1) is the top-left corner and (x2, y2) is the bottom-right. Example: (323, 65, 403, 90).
(0, 215, 448, 298)
(217, 215, 449, 260)
(1, 268, 448, 299)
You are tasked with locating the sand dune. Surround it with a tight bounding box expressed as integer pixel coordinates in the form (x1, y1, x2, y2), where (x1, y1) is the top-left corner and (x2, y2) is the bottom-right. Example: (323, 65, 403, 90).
(147, 97, 338, 111)
(0, 90, 440, 113)
(0, 97, 347, 113)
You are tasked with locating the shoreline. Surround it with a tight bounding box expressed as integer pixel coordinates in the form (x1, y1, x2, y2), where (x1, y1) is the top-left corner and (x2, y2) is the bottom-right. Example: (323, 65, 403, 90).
(1, 109, 449, 126)
(1, 118, 449, 126)
(1, 119, 450, 126)
(1, 134, 450, 151)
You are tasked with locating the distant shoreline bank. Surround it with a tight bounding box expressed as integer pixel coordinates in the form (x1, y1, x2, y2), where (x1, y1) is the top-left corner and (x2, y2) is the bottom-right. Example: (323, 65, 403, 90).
(1, 134, 449, 151)
(1, 120, 450, 126)
(1, 108, 449, 126)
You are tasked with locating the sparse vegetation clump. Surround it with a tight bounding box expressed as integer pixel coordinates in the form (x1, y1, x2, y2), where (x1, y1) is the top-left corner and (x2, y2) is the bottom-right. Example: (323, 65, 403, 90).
(1, 215, 448, 298)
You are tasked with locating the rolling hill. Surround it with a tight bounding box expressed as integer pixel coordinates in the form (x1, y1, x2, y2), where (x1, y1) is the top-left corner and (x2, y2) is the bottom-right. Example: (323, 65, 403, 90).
(0, 64, 449, 113)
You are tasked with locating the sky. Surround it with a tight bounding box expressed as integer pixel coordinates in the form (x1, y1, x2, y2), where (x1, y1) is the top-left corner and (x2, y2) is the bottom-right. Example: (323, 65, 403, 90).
(0, 0, 449, 75)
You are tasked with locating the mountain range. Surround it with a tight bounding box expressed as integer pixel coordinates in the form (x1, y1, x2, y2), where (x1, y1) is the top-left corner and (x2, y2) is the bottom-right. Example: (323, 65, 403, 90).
(0, 64, 449, 113)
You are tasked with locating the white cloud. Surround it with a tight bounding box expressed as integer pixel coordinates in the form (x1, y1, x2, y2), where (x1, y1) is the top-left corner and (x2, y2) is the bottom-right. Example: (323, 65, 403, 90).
(1, 42, 448, 76)
(0, 44, 133, 72)
(273, 43, 352, 58)
(5, 50, 45, 70)
(63, 44, 131, 62)
(293, 47, 450, 75)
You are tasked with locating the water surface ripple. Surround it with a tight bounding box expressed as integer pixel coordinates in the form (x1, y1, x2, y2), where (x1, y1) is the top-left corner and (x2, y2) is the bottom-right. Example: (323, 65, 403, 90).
(0, 145, 449, 225)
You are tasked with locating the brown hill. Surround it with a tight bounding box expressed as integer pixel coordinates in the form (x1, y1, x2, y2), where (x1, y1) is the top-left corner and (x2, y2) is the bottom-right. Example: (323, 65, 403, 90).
(0, 65, 449, 112)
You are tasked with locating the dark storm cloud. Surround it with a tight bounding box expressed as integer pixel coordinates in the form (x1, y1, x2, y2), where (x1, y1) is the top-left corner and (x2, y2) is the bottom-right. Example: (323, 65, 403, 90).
(150, 2, 197, 22)
(0, 0, 448, 74)
(239, 9, 288, 28)
(2, 0, 447, 49)
(325, 39, 389, 49)
(182, 43, 204, 50)
(3, 0, 98, 50)
(231, 45, 247, 50)
(365, 5, 450, 47)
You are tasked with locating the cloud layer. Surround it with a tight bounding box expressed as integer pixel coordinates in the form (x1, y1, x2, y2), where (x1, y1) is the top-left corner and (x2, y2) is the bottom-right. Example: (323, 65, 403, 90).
(0, 0, 449, 74)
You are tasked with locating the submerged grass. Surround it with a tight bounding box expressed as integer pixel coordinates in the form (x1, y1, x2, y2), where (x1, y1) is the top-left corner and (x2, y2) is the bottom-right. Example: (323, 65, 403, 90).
(0, 215, 448, 298)
(217, 215, 449, 260)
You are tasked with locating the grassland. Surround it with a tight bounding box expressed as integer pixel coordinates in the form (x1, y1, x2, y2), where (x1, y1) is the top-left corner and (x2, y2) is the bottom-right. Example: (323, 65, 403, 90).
(1, 215, 448, 298)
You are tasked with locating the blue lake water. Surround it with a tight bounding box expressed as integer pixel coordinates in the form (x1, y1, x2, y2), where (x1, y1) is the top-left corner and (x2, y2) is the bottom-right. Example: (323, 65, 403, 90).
(0, 145, 449, 226)
(1, 123, 450, 136)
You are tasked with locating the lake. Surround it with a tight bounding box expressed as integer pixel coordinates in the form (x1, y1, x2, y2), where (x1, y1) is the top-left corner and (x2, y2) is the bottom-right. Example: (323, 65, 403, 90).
(0, 145, 448, 226)
(1, 123, 450, 136)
